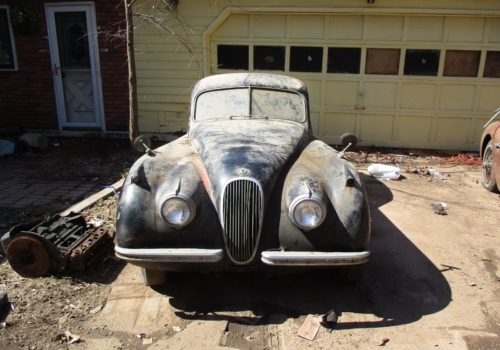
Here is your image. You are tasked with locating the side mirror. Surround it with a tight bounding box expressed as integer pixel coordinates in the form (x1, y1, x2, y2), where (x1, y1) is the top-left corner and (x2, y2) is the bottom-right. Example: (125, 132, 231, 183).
(338, 133, 358, 159)
(133, 135, 153, 155)
(340, 133, 358, 147)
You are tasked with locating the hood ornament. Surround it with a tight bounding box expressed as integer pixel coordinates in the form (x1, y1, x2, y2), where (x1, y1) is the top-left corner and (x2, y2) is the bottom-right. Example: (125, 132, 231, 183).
(237, 168, 250, 176)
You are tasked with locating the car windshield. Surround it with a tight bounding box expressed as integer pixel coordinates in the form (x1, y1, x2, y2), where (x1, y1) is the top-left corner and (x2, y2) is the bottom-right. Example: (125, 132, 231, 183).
(195, 87, 306, 122)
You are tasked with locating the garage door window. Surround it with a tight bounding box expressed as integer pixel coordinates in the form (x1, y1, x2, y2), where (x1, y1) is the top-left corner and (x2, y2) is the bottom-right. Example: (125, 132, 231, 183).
(327, 47, 361, 74)
(365, 48, 400, 75)
(404, 49, 440, 76)
(443, 50, 480, 77)
(484, 51, 500, 78)
(0, 6, 17, 71)
(290, 46, 323, 73)
(217, 45, 249, 70)
(254, 46, 285, 71)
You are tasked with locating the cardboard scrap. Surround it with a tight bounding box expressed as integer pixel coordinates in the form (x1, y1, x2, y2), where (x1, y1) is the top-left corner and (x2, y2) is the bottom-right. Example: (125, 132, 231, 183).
(297, 315, 321, 341)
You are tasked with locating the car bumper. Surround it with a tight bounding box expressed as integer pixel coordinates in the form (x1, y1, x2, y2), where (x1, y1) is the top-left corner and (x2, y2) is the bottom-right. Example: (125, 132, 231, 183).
(115, 246, 224, 263)
(115, 246, 370, 267)
(261, 251, 370, 266)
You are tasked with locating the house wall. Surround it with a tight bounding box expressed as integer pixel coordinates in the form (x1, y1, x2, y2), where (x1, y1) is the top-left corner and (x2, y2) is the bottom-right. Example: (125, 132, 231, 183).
(0, 0, 128, 133)
(133, 0, 500, 150)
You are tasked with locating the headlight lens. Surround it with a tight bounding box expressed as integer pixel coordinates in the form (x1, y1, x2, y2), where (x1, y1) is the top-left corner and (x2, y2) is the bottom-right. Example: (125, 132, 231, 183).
(161, 198, 193, 227)
(291, 199, 325, 230)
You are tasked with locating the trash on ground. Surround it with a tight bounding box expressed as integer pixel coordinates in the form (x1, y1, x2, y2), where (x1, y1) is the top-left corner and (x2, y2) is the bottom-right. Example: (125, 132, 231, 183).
(0, 140, 15, 156)
(431, 203, 448, 215)
(172, 326, 182, 332)
(1, 214, 113, 278)
(89, 305, 103, 314)
(379, 337, 390, 346)
(297, 314, 321, 341)
(57, 330, 82, 344)
(136, 333, 146, 339)
(427, 168, 451, 180)
(468, 281, 477, 286)
(19, 132, 49, 150)
(320, 310, 338, 333)
(367, 164, 401, 180)
(143, 338, 153, 345)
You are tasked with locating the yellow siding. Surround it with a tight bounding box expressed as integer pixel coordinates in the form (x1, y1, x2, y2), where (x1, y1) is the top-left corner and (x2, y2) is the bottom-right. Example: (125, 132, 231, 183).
(133, 0, 500, 150)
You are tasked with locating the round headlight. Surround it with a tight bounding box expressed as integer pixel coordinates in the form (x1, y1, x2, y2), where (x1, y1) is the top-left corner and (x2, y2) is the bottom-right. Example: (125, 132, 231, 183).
(291, 198, 326, 230)
(161, 197, 194, 227)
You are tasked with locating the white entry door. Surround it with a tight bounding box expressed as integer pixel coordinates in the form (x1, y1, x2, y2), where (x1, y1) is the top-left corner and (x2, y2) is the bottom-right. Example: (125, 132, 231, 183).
(46, 4, 104, 130)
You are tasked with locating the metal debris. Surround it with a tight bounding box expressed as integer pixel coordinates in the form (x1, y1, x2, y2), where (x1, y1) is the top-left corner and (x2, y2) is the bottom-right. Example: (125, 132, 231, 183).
(320, 310, 338, 333)
(431, 203, 448, 215)
(2, 214, 113, 278)
(379, 337, 390, 346)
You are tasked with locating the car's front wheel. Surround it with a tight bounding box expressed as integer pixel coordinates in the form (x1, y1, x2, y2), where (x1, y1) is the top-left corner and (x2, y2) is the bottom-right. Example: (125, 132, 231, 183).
(141, 268, 167, 286)
(482, 140, 499, 193)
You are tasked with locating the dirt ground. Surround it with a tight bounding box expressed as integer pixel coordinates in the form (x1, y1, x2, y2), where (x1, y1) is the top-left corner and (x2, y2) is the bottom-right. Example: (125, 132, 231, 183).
(1, 147, 499, 350)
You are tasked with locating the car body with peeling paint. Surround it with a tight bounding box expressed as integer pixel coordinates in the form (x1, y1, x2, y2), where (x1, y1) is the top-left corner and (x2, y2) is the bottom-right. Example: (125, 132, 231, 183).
(115, 73, 371, 285)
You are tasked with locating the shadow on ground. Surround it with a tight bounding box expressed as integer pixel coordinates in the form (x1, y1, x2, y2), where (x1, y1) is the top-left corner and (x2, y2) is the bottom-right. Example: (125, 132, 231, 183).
(152, 174, 451, 330)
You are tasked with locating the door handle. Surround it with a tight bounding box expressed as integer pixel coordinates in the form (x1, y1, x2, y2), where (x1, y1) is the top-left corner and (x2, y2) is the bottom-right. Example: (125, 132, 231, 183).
(54, 64, 60, 75)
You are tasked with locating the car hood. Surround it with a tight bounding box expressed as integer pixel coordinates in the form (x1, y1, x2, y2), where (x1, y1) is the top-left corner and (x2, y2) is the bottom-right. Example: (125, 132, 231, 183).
(190, 119, 308, 205)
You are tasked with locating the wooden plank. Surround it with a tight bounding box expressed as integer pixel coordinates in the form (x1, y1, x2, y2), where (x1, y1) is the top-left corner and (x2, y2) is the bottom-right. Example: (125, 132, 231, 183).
(60, 178, 124, 216)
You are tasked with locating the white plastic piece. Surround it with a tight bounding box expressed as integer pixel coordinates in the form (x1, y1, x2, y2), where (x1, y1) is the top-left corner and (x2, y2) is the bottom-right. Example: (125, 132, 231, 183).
(367, 164, 401, 180)
(428, 168, 440, 176)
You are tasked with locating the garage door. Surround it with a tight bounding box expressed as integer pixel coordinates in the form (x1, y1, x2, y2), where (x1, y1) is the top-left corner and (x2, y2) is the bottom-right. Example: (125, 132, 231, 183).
(207, 13, 500, 150)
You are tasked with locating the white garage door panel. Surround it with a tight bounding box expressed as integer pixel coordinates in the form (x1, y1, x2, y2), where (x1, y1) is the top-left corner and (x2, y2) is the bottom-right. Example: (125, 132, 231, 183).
(479, 86, 500, 111)
(489, 18, 500, 43)
(326, 81, 358, 107)
(398, 116, 433, 141)
(254, 15, 287, 39)
(447, 17, 485, 43)
(400, 83, 437, 109)
(439, 85, 476, 111)
(407, 16, 444, 42)
(436, 117, 471, 144)
(364, 82, 398, 108)
(209, 12, 500, 150)
(366, 16, 404, 41)
(290, 15, 324, 39)
(323, 112, 357, 137)
(360, 114, 394, 140)
(329, 15, 364, 40)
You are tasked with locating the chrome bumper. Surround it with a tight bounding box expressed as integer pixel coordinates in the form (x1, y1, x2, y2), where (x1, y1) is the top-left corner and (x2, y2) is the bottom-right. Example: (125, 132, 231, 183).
(261, 251, 370, 266)
(115, 246, 224, 263)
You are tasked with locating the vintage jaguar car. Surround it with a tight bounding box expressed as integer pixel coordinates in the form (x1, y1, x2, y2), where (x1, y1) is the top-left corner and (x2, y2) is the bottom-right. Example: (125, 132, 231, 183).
(480, 113, 500, 193)
(115, 73, 371, 285)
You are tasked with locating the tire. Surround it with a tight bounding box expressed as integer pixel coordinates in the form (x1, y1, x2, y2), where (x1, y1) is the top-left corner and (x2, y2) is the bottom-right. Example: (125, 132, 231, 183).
(335, 263, 366, 283)
(7, 236, 52, 278)
(482, 140, 499, 193)
(141, 268, 167, 286)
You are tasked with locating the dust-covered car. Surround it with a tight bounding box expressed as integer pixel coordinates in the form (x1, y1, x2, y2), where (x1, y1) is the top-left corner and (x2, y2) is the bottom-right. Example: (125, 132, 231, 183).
(480, 112, 500, 193)
(115, 73, 371, 285)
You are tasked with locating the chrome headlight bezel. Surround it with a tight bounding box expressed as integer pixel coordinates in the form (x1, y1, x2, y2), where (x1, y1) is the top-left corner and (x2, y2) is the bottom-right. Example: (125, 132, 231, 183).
(160, 194, 196, 228)
(289, 195, 327, 231)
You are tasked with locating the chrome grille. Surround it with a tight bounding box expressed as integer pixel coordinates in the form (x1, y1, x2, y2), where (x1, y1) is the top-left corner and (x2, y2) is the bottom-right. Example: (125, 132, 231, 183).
(222, 179, 262, 263)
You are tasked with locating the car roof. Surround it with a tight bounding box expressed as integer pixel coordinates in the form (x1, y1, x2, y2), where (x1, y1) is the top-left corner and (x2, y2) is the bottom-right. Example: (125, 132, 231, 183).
(192, 73, 308, 96)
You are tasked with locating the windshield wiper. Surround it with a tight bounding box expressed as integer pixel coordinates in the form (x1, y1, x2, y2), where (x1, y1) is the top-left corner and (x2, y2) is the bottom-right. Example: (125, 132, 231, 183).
(229, 115, 269, 120)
